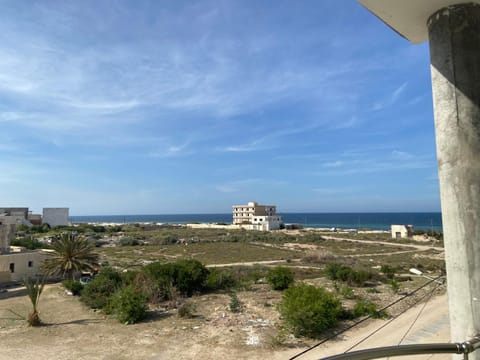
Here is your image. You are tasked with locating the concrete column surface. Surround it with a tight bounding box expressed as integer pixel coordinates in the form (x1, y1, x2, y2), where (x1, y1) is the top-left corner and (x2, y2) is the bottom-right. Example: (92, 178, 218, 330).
(428, 3, 480, 358)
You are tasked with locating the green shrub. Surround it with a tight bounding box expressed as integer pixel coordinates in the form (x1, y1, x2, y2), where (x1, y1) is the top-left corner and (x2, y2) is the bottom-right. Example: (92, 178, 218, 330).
(353, 300, 387, 319)
(120, 270, 139, 286)
(266, 267, 294, 290)
(81, 268, 122, 309)
(62, 279, 83, 295)
(204, 269, 237, 291)
(141, 259, 209, 298)
(278, 284, 342, 338)
(178, 302, 196, 318)
(325, 263, 372, 286)
(174, 259, 209, 296)
(381, 265, 397, 279)
(119, 237, 140, 246)
(108, 285, 147, 324)
(11, 236, 46, 250)
(229, 292, 241, 313)
(389, 279, 400, 293)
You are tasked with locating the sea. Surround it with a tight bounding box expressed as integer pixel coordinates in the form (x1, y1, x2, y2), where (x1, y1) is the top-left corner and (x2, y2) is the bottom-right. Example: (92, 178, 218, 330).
(69, 212, 443, 232)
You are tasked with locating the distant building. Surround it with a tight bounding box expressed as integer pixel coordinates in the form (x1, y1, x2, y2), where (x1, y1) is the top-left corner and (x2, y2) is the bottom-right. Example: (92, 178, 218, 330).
(0, 249, 51, 283)
(43, 208, 69, 227)
(0, 222, 50, 282)
(0, 207, 30, 227)
(232, 201, 283, 231)
(391, 224, 414, 239)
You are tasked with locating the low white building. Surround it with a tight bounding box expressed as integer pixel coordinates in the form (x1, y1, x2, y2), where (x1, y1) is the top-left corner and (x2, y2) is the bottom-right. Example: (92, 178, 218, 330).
(391, 224, 414, 239)
(43, 208, 69, 227)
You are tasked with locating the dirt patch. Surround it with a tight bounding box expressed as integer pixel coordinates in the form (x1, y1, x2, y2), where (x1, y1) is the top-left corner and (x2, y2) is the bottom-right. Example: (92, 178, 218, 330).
(0, 284, 313, 360)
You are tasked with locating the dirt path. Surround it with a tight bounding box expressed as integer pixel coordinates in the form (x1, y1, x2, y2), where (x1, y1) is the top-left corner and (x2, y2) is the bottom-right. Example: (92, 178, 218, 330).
(321, 235, 444, 253)
(0, 283, 451, 360)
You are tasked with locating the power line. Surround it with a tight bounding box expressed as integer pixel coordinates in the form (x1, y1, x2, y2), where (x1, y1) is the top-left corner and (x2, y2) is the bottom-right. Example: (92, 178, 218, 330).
(344, 281, 444, 354)
(397, 282, 442, 346)
(288, 274, 444, 360)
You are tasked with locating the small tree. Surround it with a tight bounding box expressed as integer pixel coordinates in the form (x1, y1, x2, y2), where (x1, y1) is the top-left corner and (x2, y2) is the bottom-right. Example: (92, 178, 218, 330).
(24, 278, 45, 326)
(266, 267, 294, 290)
(42, 233, 98, 279)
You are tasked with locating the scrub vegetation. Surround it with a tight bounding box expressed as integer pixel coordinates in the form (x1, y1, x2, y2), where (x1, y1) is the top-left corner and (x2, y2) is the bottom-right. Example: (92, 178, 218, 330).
(11, 224, 445, 340)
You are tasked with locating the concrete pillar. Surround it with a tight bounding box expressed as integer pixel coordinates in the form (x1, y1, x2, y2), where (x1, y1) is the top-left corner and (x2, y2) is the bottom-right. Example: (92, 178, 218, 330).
(428, 3, 480, 356)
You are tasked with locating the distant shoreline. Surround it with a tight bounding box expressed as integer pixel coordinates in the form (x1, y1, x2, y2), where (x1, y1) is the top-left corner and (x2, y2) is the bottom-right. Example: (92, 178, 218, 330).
(69, 212, 443, 232)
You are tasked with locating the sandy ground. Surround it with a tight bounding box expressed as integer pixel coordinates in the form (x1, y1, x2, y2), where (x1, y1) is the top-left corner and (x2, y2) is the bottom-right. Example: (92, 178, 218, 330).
(0, 282, 451, 360)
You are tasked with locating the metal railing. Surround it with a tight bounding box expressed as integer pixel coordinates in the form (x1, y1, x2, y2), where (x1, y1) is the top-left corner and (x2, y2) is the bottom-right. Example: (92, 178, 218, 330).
(320, 336, 480, 360)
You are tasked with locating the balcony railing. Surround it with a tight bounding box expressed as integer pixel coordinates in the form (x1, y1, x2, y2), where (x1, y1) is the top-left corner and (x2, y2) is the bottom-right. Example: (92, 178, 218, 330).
(319, 336, 480, 360)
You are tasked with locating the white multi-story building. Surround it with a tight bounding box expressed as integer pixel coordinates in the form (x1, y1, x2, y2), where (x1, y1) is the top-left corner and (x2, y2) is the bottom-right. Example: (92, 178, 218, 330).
(232, 201, 283, 231)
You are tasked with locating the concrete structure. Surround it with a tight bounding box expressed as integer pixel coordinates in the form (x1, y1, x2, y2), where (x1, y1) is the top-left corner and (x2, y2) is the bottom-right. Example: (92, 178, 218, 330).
(232, 201, 283, 230)
(42, 208, 69, 227)
(0, 207, 30, 227)
(391, 225, 413, 239)
(27, 213, 42, 225)
(0, 250, 51, 283)
(0, 223, 15, 254)
(360, 1, 480, 357)
(0, 220, 51, 282)
(0, 208, 28, 219)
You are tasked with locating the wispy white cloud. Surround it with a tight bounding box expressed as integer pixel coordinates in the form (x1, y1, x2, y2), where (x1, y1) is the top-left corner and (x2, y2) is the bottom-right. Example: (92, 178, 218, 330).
(391, 150, 414, 160)
(322, 161, 344, 168)
(372, 82, 408, 111)
(148, 142, 193, 158)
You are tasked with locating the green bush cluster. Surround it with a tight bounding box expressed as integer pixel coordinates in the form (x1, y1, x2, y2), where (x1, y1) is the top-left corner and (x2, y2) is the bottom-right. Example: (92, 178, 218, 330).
(279, 284, 342, 338)
(204, 269, 237, 291)
(353, 300, 387, 319)
(62, 279, 83, 295)
(266, 267, 294, 290)
(119, 237, 140, 246)
(80, 268, 146, 324)
(11, 236, 46, 250)
(81, 268, 122, 309)
(380, 265, 397, 279)
(106, 285, 147, 324)
(142, 259, 209, 297)
(325, 263, 372, 286)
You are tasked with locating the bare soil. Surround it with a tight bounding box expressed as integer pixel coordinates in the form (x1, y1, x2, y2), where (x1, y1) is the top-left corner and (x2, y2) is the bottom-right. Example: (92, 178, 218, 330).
(0, 284, 312, 360)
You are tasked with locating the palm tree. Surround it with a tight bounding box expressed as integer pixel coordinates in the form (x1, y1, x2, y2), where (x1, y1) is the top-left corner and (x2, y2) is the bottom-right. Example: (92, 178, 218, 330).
(42, 233, 98, 280)
(24, 277, 45, 326)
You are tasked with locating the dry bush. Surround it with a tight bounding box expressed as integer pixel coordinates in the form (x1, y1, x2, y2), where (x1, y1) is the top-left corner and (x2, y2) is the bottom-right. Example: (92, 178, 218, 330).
(302, 250, 337, 264)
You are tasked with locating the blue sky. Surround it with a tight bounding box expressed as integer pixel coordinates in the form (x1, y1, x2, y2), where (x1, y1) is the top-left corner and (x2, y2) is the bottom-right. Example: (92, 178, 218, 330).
(0, 0, 440, 215)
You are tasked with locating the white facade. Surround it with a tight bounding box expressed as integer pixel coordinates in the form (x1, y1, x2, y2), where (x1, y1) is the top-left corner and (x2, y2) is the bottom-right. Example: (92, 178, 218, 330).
(250, 215, 283, 231)
(232, 201, 283, 231)
(43, 208, 69, 227)
(391, 224, 414, 239)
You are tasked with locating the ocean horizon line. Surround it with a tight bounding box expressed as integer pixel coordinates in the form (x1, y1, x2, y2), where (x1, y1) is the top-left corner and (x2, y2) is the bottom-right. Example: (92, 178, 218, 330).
(70, 211, 441, 217)
(69, 212, 443, 232)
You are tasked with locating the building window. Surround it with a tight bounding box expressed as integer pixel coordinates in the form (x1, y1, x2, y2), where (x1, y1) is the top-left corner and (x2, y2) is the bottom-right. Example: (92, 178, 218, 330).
(9, 263, 15, 273)
(28, 261, 33, 268)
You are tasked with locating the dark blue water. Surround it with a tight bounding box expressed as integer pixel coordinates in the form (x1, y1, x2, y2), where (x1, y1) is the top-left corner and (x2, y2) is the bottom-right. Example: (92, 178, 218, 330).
(69, 212, 442, 231)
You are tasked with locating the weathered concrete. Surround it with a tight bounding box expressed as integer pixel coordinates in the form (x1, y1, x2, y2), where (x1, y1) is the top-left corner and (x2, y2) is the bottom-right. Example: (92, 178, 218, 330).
(428, 4, 480, 357)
